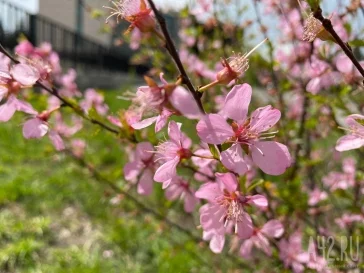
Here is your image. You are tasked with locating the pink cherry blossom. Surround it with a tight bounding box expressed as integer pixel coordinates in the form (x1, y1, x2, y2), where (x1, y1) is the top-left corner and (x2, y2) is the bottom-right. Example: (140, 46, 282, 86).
(196, 84, 291, 175)
(59, 69, 81, 97)
(335, 114, 364, 152)
(80, 89, 109, 116)
(128, 74, 202, 132)
(308, 188, 328, 206)
(15, 40, 35, 56)
(22, 109, 65, 151)
(153, 121, 192, 188)
(306, 58, 341, 94)
(240, 220, 284, 258)
(279, 231, 309, 273)
(104, 0, 156, 34)
(195, 172, 267, 242)
(165, 176, 199, 213)
(124, 142, 155, 195)
(335, 213, 363, 229)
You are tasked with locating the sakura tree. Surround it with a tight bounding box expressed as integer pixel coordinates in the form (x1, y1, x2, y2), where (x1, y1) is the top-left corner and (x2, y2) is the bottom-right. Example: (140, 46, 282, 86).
(0, 0, 363, 271)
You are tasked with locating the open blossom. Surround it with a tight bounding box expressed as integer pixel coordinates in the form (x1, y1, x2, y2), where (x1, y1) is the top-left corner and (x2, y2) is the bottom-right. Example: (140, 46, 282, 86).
(153, 121, 192, 188)
(240, 220, 284, 258)
(165, 176, 199, 213)
(104, 0, 156, 34)
(80, 89, 109, 116)
(335, 213, 363, 229)
(308, 188, 328, 206)
(0, 58, 40, 122)
(335, 114, 364, 151)
(197, 84, 291, 175)
(22, 108, 65, 151)
(279, 231, 309, 273)
(128, 74, 202, 132)
(306, 58, 341, 94)
(212, 39, 267, 86)
(124, 142, 155, 195)
(195, 172, 268, 250)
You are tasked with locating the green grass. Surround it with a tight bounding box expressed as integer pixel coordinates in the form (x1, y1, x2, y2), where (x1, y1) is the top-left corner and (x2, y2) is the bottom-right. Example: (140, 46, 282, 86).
(0, 91, 240, 273)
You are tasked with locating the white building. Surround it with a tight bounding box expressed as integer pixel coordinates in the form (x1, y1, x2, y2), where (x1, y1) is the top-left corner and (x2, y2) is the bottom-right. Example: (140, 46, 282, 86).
(3, 0, 110, 45)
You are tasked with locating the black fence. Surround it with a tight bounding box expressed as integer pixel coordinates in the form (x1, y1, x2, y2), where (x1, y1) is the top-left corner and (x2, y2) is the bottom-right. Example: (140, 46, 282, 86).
(0, 0, 148, 73)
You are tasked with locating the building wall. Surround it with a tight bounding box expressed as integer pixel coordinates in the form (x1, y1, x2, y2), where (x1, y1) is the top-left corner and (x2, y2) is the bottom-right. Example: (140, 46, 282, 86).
(38, 0, 110, 45)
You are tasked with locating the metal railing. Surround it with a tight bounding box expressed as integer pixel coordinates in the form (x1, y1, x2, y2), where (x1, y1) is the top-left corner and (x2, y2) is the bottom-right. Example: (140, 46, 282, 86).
(0, 0, 147, 73)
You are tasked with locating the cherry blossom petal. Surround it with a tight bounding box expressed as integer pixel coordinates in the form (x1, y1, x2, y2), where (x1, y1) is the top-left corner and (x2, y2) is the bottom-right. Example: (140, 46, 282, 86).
(216, 172, 238, 193)
(22, 118, 49, 139)
(250, 105, 281, 133)
(11, 63, 40, 86)
(335, 135, 364, 152)
(169, 86, 202, 119)
(223, 84, 252, 122)
(0, 100, 16, 122)
(335, 54, 353, 74)
(14, 99, 38, 115)
(261, 220, 284, 238)
(155, 108, 172, 132)
(137, 168, 154, 195)
(153, 156, 179, 187)
(0, 86, 8, 102)
(184, 193, 198, 213)
(192, 148, 214, 168)
(240, 239, 254, 258)
(123, 161, 143, 181)
(195, 182, 221, 202)
(196, 114, 233, 144)
(236, 212, 253, 239)
(306, 77, 321, 94)
(135, 142, 154, 162)
(255, 233, 272, 256)
(209, 233, 225, 254)
(220, 144, 248, 175)
(131, 116, 157, 130)
(48, 131, 65, 151)
(346, 114, 364, 128)
(167, 121, 183, 144)
(251, 141, 291, 175)
(247, 194, 268, 209)
(165, 182, 183, 200)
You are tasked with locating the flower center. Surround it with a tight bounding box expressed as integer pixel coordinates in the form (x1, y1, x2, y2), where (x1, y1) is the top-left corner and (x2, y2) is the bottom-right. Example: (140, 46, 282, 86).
(216, 191, 248, 233)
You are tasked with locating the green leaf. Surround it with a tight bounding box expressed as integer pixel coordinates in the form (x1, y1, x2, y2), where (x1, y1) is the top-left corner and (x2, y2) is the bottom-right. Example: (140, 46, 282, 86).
(349, 39, 364, 47)
(247, 179, 265, 192)
(208, 144, 220, 160)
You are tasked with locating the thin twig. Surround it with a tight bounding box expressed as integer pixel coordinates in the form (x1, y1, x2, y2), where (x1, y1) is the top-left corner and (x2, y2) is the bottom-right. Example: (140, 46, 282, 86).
(313, 8, 364, 81)
(146, 0, 205, 114)
(0, 43, 120, 135)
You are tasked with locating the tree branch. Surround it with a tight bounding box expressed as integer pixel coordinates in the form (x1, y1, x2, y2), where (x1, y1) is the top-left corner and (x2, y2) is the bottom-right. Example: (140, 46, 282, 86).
(313, 8, 364, 81)
(146, 0, 206, 114)
(0, 43, 120, 135)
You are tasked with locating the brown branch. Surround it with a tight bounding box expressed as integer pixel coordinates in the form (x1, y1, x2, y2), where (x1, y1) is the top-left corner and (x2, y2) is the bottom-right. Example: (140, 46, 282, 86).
(0, 43, 120, 135)
(146, 0, 205, 114)
(313, 8, 364, 81)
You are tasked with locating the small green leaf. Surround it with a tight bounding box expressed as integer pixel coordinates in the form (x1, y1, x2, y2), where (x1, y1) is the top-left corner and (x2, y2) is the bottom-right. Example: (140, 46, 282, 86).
(349, 39, 364, 47)
(208, 144, 220, 159)
(247, 179, 265, 192)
